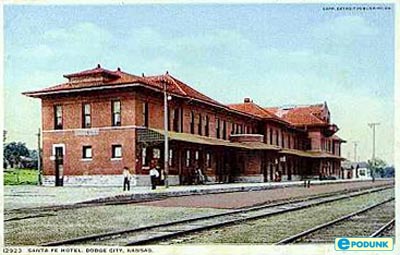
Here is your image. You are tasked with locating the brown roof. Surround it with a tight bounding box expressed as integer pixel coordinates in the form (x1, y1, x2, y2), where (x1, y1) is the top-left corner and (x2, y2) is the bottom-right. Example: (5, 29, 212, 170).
(228, 101, 285, 122)
(22, 65, 225, 108)
(145, 73, 224, 107)
(265, 104, 327, 126)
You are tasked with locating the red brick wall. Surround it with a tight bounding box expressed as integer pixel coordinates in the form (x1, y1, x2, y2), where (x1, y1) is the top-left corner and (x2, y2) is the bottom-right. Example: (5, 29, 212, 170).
(42, 128, 135, 176)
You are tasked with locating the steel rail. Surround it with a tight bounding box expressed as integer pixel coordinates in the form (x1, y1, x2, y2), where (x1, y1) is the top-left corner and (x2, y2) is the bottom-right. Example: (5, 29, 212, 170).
(40, 184, 393, 246)
(275, 197, 394, 244)
(8, 182, 393, 215)
(370, 218, 395, 237)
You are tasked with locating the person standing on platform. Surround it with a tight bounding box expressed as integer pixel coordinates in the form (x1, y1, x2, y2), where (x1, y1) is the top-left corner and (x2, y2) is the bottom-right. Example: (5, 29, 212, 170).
(122, 166, 131, 191)
(149, 164, 160, 190)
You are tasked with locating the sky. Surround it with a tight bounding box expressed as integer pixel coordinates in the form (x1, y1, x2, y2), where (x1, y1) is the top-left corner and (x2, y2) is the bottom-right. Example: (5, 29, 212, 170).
(3, 3, 395, 164)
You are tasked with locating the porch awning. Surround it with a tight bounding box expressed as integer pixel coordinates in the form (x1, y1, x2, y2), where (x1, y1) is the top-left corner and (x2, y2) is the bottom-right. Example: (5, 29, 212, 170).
(137, 128, 279, 151)
(279, 149, 344, 160)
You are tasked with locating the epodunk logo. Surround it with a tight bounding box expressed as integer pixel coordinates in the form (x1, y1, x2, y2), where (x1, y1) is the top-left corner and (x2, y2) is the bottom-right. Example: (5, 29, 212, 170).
(335, 237, 393, 251)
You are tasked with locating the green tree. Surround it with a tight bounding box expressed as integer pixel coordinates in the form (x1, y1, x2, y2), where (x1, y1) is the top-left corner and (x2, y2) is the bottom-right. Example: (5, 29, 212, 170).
(367, 158, 387, 178)
(4, 142, 30, 168)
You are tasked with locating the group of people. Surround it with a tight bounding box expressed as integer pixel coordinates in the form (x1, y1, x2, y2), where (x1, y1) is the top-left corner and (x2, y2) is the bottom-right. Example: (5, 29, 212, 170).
(122, 163, 207, 191)
(122, 164, 161, 191)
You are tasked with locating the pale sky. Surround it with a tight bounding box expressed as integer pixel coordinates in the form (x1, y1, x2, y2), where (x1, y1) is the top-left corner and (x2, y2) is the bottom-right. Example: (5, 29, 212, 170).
(3, 4, 395, 164)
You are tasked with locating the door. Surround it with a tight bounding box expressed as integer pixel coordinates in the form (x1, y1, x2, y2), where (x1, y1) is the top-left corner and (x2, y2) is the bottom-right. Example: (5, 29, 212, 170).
(54, 146, 64, 186)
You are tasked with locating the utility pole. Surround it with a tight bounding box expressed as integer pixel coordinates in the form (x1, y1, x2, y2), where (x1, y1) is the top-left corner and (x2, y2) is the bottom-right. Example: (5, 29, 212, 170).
(37, 128, 42, 185)
(368, 123, 380, 160)
(352, 141, 358, 162)
(368, 122, 380, 182)
(163, 80, 169, 188)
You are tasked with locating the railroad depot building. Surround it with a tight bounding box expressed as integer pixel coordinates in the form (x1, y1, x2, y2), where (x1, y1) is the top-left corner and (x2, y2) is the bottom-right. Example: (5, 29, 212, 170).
(23, 65, 345, 186)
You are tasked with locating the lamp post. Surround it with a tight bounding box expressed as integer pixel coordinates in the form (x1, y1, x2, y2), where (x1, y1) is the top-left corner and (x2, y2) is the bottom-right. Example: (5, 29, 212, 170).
(163, 81, 169, 188)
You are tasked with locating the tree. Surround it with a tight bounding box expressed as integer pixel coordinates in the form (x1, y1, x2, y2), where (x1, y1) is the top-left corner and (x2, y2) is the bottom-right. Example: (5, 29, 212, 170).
(3, 130, 7, 143)
(367, 158, 387, 178)
(3, 142, 30, 168)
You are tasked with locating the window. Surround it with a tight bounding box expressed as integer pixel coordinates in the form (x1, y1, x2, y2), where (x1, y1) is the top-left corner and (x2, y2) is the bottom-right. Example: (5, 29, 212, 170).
(206, 152, 211, 168)
(205, 116, 209, 136)
(143, 102, 149, 127)
(173, 108, 180, 132)
(54, 105, 63, 129)
(281, 133, 285, 148)
(269, 128, 273, 144)
(231, 122, 235, 135)
(82, 146, 92, 159)
(222, 120, 227, 140)
(168, 149, 173, 166)
(216, 118, 220, 138)
(142, 147, 151, 166)
(112, 145, 122, 158)
(198, 114, 202, 135)
(190, 111, 195, 134)
(82, 103, 91, 128)
(112, 100, 121, 126)
(153, 148, 160, 159)
(186, 150, 191, 167)
(288, 135, 291, 149)
(195, 150, 199, 161)
(275, 130, 279, 146)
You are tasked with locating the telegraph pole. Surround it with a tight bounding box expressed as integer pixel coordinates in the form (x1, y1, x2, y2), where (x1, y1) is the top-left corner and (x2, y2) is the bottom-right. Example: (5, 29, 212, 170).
(37, 128, 42, 185)
(163, 80, 169, 188)
(352, 141, 358, 162)
(368, 122, 380, 182)
(368, 123, 380, 160)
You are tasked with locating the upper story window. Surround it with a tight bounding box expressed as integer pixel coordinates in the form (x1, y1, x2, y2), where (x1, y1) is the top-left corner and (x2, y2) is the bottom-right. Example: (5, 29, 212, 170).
(288, 135, 291, 149)
(190, 111, 195, 134)
(112, 144, 122, 159)
(222, 120, 227, 140)
(205, 115, 209, 136)
(112, 100, 121, 126)
(54, 105, 63, 130)
(173, 108, 180, 132)
(198, 114, 202, 135)
(281, 132, 285, 148)
(82, 146, 92, 159)
(231, 122, 235, 135)
(269, 129, 273, 145)
(142, 102, 149, 127)
(216, 118, 220, 139)
(82, 103, 91, 128)
(275, 130, 279, 146)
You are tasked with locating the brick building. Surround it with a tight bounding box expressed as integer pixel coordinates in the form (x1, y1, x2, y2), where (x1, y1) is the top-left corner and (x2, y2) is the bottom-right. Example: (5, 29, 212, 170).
(23, 65, 345, 186)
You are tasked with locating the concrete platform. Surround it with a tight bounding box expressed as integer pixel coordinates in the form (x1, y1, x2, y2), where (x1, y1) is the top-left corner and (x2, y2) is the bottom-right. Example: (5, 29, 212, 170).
(3, 178, 393, 211)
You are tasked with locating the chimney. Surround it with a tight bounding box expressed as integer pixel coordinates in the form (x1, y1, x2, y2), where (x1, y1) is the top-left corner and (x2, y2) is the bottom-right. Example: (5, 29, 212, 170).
(142, 73, 145, 77)
(97, 64, 101, 68)
(244, 97, 251, 103)
(117, 67, 121, 71)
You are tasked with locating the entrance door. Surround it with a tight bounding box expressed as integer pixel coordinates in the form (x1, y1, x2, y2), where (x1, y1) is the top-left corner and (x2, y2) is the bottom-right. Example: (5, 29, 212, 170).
(54, 146, 64, 186)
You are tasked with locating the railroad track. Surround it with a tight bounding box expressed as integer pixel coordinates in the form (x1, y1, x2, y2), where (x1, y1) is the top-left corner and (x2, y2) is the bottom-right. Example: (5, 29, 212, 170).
(275, 198, 395, 244)
(41, 185, 393, 246)
(6, 182, 393, 220)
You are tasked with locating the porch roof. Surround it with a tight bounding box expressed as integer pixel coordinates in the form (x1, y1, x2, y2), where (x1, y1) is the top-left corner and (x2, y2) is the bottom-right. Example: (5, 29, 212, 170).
(138, 128, 280, 151)
(279, 149, 344, 160)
